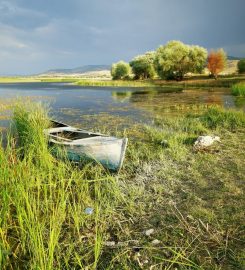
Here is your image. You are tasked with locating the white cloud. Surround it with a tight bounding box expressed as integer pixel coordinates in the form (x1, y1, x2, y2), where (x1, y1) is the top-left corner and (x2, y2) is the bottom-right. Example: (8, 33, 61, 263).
(0, 23, 31, 50)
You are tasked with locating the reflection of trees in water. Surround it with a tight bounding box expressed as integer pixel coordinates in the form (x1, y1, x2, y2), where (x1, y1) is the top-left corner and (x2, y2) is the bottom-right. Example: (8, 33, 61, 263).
(111, 91, 132, 102)
(112, 88, 182, 103)
(202, 94, 223, 105)
(130, 90, 158, 103)
(111, 89, 244, 118)
(126, 89, 228, 116)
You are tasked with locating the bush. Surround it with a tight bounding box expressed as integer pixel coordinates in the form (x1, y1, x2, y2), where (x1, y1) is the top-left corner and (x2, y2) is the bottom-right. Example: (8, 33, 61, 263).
(237, 59, 245, 74)
(207, 49, 227, 79)
(231, 82, 245, 97)
(130, 52, 156, 79)
(111, 61, 131, 80)
(154, 40, 207, 80)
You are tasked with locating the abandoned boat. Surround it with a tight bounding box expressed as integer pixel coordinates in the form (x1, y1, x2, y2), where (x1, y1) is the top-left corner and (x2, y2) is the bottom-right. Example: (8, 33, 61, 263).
(44, 120, 128, 172)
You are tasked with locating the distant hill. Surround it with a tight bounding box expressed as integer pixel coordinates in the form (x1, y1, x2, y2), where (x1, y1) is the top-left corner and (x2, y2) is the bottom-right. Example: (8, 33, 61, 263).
(227, 56, 241, 60)
(42, 65, 111, 75)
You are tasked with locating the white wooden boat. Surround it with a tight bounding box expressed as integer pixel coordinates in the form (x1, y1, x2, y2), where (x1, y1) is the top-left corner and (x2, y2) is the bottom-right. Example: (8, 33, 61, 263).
(44, 120, 128, 172)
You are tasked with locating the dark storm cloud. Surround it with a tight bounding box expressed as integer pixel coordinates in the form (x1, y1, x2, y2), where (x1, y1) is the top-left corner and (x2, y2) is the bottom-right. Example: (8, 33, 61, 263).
(0, 0, 244, 74)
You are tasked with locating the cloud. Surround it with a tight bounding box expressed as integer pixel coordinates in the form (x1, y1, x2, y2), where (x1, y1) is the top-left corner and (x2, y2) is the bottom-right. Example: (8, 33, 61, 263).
(0, 0, 244, 74)
(0, 0, 47, 29)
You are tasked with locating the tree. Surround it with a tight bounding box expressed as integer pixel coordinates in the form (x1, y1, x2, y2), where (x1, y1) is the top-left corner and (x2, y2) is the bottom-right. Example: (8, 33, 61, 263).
(237, 59, 245, 74)
(111, 61, 130, 80)
(154, 40, 207, 80)
(130, 51, 156, 79)
(207, 49, 227, 79)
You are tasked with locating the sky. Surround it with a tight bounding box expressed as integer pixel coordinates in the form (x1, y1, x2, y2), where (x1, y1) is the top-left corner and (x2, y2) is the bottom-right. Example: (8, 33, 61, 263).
(0, 0, 245, 75)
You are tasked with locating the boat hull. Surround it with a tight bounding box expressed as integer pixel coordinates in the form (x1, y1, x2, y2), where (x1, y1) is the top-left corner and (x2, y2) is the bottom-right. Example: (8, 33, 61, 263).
(45, 124, 128, 172)
(54, 137, 128, 171)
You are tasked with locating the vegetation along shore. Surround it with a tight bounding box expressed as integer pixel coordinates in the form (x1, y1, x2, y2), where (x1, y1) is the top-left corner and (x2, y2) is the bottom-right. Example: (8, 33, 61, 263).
(0, 41, 245, 90)
(0, 102, 244, 269)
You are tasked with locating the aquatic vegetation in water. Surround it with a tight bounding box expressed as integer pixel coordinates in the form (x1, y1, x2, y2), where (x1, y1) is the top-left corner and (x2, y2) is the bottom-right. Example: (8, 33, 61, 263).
(231, 82, 245, 96)
(200, 106, 245, 130)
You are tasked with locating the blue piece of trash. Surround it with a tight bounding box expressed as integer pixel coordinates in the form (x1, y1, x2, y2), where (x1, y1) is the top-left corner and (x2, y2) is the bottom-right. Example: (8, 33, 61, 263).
(85, 207, 93, 215)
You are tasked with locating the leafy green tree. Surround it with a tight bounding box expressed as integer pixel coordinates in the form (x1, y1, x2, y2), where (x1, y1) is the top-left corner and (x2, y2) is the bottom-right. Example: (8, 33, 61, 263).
(154, 40, 207, 80)
(111, 61, 130, 80)
(237, 59, 245, 74)
(130, 51, 156, 79)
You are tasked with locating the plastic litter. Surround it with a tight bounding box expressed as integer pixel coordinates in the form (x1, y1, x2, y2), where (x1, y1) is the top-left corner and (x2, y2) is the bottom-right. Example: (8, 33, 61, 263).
(84, 207, 93, 215)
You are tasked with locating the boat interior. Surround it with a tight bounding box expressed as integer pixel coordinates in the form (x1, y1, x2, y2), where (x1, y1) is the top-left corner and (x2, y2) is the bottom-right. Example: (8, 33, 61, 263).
(50, 130, 100, 141)
(51, 120, 69, 128)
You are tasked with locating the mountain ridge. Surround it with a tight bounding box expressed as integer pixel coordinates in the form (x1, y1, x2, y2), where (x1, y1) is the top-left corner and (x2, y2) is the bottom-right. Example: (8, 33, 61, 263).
(42, 64, 111, 75)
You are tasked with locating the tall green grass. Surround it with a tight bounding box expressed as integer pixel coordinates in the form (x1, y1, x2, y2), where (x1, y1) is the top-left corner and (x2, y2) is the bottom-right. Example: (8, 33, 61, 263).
(231, 82, 245, 96)
(200, 106, 245, 130)
(13, 102, 51, 165)
(0, 103, 122, 269)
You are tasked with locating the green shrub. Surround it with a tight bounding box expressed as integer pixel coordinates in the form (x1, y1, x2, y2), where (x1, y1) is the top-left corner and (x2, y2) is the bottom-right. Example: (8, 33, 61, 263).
(111, 61, 131, 80)
(231, 82, 245, 97)
(130, 51, 156, 79)
(237, 59, 245, 74)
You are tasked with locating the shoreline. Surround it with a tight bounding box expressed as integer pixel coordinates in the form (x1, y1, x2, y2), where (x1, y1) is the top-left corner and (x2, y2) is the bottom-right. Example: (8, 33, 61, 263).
(0, 75, 244, 89)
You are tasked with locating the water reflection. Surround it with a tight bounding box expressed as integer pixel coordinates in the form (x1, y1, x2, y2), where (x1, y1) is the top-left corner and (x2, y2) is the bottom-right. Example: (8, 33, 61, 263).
(111, 88, 240, 117)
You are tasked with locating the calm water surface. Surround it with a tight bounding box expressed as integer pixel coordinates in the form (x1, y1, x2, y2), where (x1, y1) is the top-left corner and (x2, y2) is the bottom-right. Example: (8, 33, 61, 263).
(0, 82, 244, 131)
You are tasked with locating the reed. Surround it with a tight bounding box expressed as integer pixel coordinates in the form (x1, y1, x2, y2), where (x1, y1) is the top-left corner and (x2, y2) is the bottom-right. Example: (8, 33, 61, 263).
(0, 103, 122, 269)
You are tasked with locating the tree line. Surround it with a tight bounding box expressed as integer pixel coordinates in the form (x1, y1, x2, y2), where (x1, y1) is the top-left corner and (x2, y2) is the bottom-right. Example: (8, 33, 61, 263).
(111, 40, 244, 81)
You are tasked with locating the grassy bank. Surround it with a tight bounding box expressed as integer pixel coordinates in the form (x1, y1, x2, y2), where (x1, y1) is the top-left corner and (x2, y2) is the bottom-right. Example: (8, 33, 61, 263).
(231, 82, 245, 96)
(0, 103, 245, 269)
(76, 79, 156, 87)
(0, 77, 79, 83)
(153, 75, 245, 88)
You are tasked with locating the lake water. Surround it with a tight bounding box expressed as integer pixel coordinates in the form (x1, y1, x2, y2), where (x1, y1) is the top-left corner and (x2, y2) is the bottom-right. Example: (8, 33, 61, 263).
(0, 82, 244, 131)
